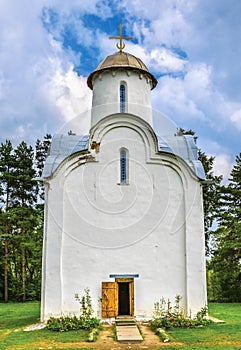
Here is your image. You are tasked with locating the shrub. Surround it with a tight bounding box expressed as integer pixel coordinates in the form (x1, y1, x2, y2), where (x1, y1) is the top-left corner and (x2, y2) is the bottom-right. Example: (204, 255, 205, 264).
(46, 315, 101, 332)
(46, 288, 102, 333)
(75, 287, 93, 322)
(151, 295, 212, 332)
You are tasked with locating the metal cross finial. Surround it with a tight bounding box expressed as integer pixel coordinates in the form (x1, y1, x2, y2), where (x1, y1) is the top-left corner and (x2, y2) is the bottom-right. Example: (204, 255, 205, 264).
(109, 23, 133, 53)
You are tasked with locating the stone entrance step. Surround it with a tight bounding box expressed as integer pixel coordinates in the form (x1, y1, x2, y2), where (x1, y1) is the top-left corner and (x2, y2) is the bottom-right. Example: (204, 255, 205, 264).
(115, 318, 143, 344)
(115, 318, 136, 326)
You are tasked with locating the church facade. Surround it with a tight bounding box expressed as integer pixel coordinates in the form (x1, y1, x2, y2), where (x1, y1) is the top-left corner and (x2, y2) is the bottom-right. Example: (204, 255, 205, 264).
(41, 38, 207, 321)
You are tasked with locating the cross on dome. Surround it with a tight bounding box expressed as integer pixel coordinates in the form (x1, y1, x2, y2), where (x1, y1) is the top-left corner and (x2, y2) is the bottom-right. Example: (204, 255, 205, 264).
(109, 23, 133, 53)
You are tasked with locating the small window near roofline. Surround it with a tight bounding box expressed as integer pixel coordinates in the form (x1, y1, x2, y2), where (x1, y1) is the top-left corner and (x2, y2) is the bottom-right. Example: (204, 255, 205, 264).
(120, 82, 127, 113)
(120, 148, 129, 184)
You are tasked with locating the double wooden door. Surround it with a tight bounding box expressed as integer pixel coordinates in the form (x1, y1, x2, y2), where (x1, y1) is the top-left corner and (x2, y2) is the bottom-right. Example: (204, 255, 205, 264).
(102, 279, 134, 318)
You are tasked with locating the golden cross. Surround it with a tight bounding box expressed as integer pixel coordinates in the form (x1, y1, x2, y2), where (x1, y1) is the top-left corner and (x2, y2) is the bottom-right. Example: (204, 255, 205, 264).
(109, 23, 133, 53)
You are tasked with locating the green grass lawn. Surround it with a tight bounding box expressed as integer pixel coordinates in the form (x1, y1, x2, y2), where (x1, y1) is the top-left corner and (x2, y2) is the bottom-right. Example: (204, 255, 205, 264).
(1, 302, 241, 349)
(0, 301, 92, 350)
(165, 303, 241, 349)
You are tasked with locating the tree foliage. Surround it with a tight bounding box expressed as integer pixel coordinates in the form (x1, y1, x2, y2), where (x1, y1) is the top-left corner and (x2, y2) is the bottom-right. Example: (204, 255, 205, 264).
(0, 140, 15, 302)
(177, 129, 241, 301)
(198, 150, 222, 254)
(176, 128, 222, 254)
(0, 129, 240, 303)
(209, 153, 241, 301)
(0, 135, 51, 302)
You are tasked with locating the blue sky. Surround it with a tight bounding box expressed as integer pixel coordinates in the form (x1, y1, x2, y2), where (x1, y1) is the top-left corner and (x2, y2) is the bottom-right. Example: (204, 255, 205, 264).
(0, 0, 240, 181)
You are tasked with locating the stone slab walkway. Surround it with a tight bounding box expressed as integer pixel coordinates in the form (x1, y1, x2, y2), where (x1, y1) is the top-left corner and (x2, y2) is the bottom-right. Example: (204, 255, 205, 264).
(115, 318, 143, 343)
(116, 324, 143, 343)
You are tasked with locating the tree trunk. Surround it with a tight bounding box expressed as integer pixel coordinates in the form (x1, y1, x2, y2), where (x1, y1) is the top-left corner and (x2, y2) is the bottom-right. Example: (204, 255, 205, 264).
(22, 245, 26, 302)
(4, 238, 8, 303)
(4, 191, 9, 303)
(21, 197, 26, 303)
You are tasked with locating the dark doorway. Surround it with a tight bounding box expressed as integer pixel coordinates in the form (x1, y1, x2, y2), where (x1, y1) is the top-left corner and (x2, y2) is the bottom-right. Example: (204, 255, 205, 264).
(118, 282, 130, 315)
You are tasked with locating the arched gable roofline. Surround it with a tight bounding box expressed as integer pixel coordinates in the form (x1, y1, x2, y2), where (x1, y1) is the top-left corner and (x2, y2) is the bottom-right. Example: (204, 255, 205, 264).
(90, 112, 159, 155)
(45, 113, 203, 184)
(89, 113, 202, 183)
(47, 113, 158, 180)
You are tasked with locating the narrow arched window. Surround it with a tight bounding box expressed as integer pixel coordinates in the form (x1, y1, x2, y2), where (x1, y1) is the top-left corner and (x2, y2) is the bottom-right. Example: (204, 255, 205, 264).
(120, 148, 128, 184)
(120, 84, 126, 113)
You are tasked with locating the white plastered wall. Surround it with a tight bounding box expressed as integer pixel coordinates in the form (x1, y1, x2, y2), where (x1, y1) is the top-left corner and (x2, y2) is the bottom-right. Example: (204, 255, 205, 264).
(91, 70, 153, 127)
(41, 115, 207, 321)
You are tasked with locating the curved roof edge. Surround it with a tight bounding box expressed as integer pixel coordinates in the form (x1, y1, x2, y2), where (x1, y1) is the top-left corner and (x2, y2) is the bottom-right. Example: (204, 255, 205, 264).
(42, 134, 89, 178)
(158, 135, 206, 180)
(43, 130, 205, 180)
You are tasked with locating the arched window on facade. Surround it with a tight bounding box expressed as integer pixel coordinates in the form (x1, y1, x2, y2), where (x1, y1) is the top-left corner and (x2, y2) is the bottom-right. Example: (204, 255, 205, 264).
(120, 83, 126, 113)
(120, 148, 128, 184)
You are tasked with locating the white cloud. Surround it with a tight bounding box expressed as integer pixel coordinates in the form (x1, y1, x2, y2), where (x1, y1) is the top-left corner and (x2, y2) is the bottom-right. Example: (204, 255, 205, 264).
(121, 0, 196, 23)
(213, 154, 233, 183)
(153, 75, 206, 123)
(129, 45, 188, 74)
(124, 0, 241, 101)
(123, 0, 196, 50)
(0, 1, 94, 144)
(152, 63, 214, 124)
(49, 0, 113, 18)
(184, 64, 212, 98)
(0, 0, 240, 170)
(46, 64, 92, 134)
(151, 59, 241, 146)
(197, 136, 235, 183)
(230, 109, 241, 131)
(153, 48, 187, 72)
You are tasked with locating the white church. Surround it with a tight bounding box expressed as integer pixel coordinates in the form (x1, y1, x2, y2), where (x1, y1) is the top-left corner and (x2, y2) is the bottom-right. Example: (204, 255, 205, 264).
(41, 26, 207, 321)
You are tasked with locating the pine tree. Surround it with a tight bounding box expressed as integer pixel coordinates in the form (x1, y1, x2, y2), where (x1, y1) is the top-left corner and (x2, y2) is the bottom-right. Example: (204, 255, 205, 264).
(10, 142, 37, 302)
(35, 134, 52, 202)
(0, 140, 15, 302)
(0, 136, 51, 302)
(176, 128, 222, 254)
(35, 134, 52, 176)
(210, 153, 241, 301)
(198, 150, 222, 254)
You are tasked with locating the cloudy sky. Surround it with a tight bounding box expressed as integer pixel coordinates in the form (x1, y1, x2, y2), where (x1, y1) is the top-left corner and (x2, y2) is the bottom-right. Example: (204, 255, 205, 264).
(0, 0, 240, 181)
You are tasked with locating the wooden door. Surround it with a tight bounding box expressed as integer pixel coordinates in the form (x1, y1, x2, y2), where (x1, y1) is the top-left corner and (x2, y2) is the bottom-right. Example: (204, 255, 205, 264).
(102, 282, 117, 318)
